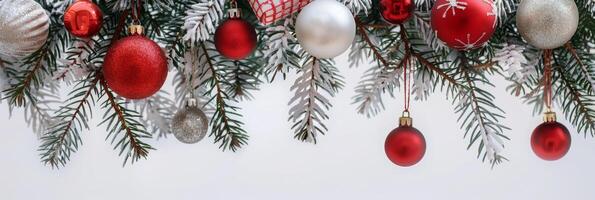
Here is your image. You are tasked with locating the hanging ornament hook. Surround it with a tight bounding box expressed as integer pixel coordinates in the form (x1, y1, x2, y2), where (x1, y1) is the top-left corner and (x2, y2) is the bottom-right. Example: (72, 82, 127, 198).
(542, 49, 555, 122)
(228, 0, 241, 18)
(399, 110, 412, 127)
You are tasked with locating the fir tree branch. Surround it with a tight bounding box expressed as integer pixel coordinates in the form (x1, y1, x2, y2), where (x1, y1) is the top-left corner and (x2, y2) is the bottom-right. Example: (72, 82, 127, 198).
(565, 42, 595, 93)
(98, 73, 153, 165)
(355, 18, 391, 69)
(199, 42, 248, 151)
(553, 54, 595, 137)
(39, 72, 100, 168)
(456, 54, 509, 167)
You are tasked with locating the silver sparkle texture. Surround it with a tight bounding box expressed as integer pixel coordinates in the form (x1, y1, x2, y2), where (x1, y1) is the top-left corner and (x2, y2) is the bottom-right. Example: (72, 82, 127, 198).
(516, 0, 579, 49)
(171, 98, 209, 144)
(295, 0, 356, 58)
(0, 0, 50, 57)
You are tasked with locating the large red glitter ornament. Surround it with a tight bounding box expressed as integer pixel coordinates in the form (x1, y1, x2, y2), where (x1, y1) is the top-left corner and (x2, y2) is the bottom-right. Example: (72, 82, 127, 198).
(430, 0, 496, 50)
(103, 26, 167, 99)
(385, 116, 426, 167)
(214, 17, 257, 60)
(380, 0, 415, 24)
(531, 114, 571, 161)
(64, 0, 103, 38)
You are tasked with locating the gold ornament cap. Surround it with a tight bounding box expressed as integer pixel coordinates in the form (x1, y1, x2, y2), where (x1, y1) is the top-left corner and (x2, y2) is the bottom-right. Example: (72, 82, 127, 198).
(128, 24, 144, 35)
(399, 111, 412, 127)
(543, 110, 557, 122)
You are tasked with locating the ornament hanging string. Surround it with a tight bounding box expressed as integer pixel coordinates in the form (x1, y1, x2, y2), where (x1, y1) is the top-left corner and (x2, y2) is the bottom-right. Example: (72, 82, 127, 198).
(403, 56, 412, 112)
(543, 50, 553, 110)
(131, 0, 142, 23)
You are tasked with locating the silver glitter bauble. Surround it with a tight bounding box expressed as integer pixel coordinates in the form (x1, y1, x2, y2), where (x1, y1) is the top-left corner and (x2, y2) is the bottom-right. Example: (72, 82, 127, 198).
(171, 98, 209, 144)
(516, 0, 579, 49)
(295, 0, 356, 58)
(0, 0, 50, 57)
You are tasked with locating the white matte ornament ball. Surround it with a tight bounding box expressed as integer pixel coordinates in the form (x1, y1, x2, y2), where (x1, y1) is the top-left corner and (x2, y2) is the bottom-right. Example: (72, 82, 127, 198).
(516, 0, 579, 49)
(171, 98, 209, 144)
(295, 0, 356, 58)
(0, 0, 50, 57)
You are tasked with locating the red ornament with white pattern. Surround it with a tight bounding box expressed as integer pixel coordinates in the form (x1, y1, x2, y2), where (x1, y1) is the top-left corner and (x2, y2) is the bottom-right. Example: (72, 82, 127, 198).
(430, 0, 496, 50)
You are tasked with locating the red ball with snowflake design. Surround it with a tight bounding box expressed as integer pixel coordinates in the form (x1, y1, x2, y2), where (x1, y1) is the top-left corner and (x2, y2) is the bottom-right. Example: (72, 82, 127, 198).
(430, 0, 497, 50)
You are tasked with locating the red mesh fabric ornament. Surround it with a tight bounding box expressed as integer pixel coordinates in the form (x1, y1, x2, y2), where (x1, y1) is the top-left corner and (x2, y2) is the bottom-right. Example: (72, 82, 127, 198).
(531, 121, 571, 161)
(385, 125, 426, 167)
(380, 0, 415, 24)
(64, 0, 103, 38)
(103, 34, 168, 99)
(248, 0, 311, 25)
(430, 0, 496, 50)
(214, 18, 257, 60)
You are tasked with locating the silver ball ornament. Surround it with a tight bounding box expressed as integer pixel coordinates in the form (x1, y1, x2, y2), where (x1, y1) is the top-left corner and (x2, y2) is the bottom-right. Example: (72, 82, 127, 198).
(516, 0, 579, 49)
(295, 0, 356, 58)
(0, 0, 50, 57)
(171, 98, 209, 144)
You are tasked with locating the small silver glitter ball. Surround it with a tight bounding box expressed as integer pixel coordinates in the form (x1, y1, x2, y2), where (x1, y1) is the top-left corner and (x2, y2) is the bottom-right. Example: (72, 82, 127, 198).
(0, 0, 50, 57)
(516, 0, 579, 49)
(171, 98, 209, 144)
(295, 0, 356, 58)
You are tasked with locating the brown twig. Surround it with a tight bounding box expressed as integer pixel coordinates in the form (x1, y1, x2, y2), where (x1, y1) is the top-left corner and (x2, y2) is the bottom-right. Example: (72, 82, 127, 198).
(98, 73, 148, 158)
(355, 17, 391, 69)
(397, 24, 459, 86)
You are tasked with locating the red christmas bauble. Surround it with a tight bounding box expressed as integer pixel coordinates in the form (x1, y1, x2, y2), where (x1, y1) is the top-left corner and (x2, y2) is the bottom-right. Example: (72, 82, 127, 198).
(430, 0, 496, 50)
(531, 121, 571, 161)
(380, 0, 415, 24)
(64, 0, 103, 38)
(103, 35, 168, 99)
(385, 126, 426, 167)
(214, 18, 257, 60)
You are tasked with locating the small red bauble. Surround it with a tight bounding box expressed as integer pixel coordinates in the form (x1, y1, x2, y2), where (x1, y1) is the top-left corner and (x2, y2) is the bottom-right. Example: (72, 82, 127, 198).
(531, 121, 571, 161)
(64, 0, 103, 38)
(380, 0, 415, 24)
(430, 0, 496, 50)
(385, 125, 426, 167)
(103, 35, 168, 99)
(214, 18, 257, 60)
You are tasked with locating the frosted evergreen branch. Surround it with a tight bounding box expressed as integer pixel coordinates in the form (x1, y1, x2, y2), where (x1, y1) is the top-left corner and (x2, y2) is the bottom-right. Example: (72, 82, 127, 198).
(494, 44, 537, 83)
(39, 73, 99, 168)
(183, 0, 225, 43)
(456, 58, 509, 167)
(341, 0, 371, 15)
(413, 12, 446, 52)
(98, 74, 153, 166)
(289, 56, 344, 143)
(353, 65, 400, 117)
(263, 18, 300, 81)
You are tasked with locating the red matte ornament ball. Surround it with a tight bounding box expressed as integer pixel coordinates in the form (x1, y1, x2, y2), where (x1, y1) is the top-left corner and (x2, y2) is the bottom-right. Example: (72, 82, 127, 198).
(430, 0, 496, 50)
(531, 121, 571, 161)
(103, 35, 168, 99)
(385, 126, 426, 167)
(380, 0, 415, 24)
(64, 0, 103, 38)
(214, 18, 257, 60)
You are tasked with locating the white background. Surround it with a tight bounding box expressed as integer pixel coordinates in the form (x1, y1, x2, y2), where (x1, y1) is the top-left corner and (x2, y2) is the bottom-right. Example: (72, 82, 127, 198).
(1, 53, 594, 200)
